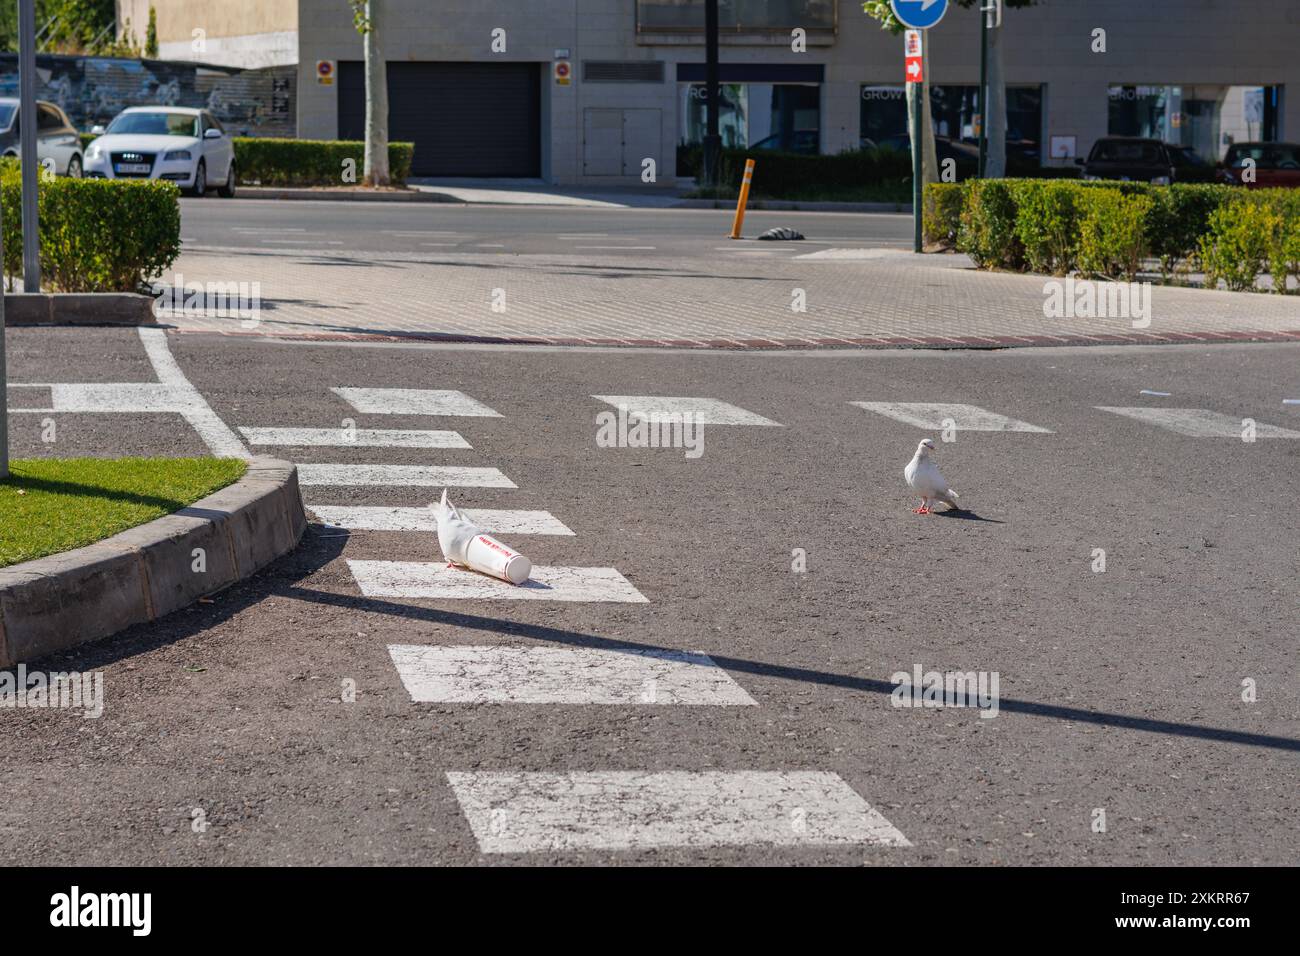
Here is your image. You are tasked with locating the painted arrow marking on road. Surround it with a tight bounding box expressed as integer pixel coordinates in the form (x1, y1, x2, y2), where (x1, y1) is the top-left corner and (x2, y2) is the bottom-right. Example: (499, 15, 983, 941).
(388, 645, 756, 705)
(446, 771, 911, 853)
(348, 561, 648, 602)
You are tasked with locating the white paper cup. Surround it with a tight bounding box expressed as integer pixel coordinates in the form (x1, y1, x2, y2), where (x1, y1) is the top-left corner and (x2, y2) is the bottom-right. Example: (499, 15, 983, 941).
(464, 533, 532, 585)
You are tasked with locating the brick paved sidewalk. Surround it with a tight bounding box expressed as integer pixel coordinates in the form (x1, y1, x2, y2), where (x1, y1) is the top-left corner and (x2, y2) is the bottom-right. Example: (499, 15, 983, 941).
(160, 246, 1300, 349)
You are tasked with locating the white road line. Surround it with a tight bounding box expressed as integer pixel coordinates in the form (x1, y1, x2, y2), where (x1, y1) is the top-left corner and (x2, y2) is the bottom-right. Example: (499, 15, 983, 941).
(332, 387, 503, 418)
(592, 395, 783, 426)
(232, 227, 306, 233)
(310, 505, 574, 535)
(262, 239, 343, 245)
(850, 402, 1053, 433)
(392, 231, 462, 236)
(239, 426, 471, 449)
(348, 561, 648, 602)
(1095, 407, 1300, 438)
(476, 243, 506, 248)
(575, 245, 656, 250)
(797, 248, 911, 260)
(138, 328, 250, 457)
(298, 464, 516, 487)
(388, 645, 756, 705)
(419, 242, 458, 247)
(557, 234, 608, 239)
(446, 771, 911, 853)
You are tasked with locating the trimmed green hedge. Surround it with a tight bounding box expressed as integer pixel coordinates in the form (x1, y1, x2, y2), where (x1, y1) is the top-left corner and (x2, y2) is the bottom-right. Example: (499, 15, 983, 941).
(77, 133, 415, 186)
(1, 166, 180, 292)
(933, 179, 1300, 292)
(679, 144, 1079, 199)
(232, 138, 415, 186)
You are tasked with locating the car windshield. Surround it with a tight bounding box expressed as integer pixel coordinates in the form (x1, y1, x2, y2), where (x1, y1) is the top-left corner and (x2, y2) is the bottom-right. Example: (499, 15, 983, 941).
(1092, 141, 1163, 163)
(106, 112, 198, 137)
(0, 104, 15, 128)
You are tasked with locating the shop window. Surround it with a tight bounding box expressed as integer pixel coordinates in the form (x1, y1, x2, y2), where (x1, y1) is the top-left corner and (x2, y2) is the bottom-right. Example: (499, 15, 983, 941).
(680, 83, 820, 153)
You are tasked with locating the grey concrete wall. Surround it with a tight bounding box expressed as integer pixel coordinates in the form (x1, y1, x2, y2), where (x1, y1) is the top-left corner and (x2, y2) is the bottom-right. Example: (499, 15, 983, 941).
(294, 0, 1300, 184)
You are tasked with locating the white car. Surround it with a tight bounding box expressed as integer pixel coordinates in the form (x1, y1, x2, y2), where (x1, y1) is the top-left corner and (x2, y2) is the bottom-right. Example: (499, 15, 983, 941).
(83, 106, 235, 197)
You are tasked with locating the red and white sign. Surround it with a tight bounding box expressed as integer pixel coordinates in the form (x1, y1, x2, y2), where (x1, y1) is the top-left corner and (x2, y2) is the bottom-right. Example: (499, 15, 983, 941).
(904, 30, 923, 83)
(554, 60, 571, 86)
(316, 60, 335, 86)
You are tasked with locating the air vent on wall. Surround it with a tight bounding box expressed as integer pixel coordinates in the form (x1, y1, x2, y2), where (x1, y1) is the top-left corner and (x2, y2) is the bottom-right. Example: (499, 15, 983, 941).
(582, 60, 665, 83)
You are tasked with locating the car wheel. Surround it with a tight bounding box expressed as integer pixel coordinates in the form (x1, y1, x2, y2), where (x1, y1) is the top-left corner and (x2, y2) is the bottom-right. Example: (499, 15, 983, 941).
(67, 155, 82, 179)
(218, 160, 236, 198)
(191, 159, 207, 197)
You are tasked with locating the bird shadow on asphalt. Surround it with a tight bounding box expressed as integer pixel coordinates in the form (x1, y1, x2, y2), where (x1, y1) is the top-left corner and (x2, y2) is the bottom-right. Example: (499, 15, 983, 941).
(19, 524, 1298, 755)
(931, 508, 1005, 524)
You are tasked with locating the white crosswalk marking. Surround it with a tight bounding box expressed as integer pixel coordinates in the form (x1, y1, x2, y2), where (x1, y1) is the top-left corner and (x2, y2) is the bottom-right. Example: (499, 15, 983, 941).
(388, 645, 756, 705)
(593, 395, 782, 426)
(446, 771, 911, 853)
(310, 505, 574, 535)
(851, 402, 1053, 433)
(348, 561, 648, 602)
(332, 387, 502, 418)
(239, 426, 471, 448)
(298, 464, 516, 487)
(1095, 407, 1300, 438)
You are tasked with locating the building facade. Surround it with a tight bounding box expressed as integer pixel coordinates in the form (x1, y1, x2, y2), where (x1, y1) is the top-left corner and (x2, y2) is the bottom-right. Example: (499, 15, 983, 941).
(127, 0, 1300, 183)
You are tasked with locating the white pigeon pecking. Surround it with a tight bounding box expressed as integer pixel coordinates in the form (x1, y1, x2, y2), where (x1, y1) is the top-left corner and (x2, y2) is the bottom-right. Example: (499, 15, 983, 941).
(903, 439, 961, 515)
(432, 488, 480, 567)
(431, 489, 532, 584)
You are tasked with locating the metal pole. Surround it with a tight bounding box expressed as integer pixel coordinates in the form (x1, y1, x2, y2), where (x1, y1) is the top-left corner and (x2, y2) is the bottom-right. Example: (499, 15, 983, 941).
(911, 69, 922, 252)
(19, 0, 40, 293)
(978, 2, 989, 178)
(703, 0, 721, 188)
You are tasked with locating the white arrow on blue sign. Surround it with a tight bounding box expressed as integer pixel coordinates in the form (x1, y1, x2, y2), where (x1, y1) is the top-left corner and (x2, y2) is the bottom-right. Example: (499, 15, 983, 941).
(890, 0, 949, 30)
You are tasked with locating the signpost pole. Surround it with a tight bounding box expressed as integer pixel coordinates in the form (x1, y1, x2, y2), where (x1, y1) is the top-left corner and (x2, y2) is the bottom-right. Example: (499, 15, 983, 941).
(911, 63, 923, 253)
(19, 0, 40, 293)
(978, 3, 989, 177)
(703, 0, 721, 188)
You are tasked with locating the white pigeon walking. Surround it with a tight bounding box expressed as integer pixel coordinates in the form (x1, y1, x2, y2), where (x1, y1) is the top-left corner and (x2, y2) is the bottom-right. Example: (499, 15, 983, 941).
(904, 439, 961, 515)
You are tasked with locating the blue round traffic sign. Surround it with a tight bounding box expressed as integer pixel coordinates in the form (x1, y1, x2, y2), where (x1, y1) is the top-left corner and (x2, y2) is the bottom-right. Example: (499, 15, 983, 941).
(890, 0, 949, 30)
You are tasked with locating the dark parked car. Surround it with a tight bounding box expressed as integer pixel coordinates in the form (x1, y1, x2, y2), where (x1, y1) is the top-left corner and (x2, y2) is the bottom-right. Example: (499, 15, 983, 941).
(873, 133, 980, 177)
(1217, 142, 1300, 188)
(749, 130, 819, 154)
(1077, 137, 1178, 184)
(1169, 145, 1218, 183)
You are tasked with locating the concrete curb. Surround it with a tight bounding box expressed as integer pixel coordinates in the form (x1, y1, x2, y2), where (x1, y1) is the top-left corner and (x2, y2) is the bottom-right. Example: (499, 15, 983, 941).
(237, 186, 457, 203)
(4, 293, 157, 327)
(0, 457, 307, 667)
(674, 198, 911, 214)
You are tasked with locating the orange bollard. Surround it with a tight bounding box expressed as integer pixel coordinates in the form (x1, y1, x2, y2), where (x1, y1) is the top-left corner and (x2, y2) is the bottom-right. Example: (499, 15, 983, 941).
(729, 159, 756, 239)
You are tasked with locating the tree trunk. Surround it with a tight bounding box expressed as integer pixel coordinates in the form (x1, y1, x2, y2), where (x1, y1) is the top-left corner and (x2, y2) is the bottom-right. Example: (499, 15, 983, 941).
(920, 42, 938, 184)
(985, 22, 1007, 178)
(363, 1, 390, 187)
(905, 43, 939, 186)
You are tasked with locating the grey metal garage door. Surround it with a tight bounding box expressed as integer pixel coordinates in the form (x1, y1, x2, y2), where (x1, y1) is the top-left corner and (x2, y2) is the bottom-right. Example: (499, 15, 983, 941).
(339, 61, 541, 177)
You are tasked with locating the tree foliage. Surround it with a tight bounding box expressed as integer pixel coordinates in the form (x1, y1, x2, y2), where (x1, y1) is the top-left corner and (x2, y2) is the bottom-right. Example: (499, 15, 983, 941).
(863, 0, 1035, 33)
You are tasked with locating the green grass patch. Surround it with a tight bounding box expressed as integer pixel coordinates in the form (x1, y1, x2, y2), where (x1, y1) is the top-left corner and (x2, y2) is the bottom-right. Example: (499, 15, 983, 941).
(0, 458, 247, 569)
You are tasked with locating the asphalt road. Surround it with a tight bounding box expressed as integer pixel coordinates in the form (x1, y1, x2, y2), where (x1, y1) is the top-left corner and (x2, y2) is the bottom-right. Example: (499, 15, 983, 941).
(178, 197, 915, 256)
(3, 327, 1297, 865)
